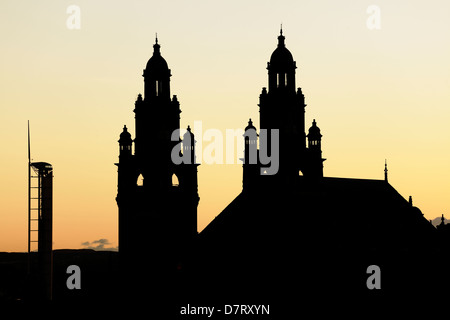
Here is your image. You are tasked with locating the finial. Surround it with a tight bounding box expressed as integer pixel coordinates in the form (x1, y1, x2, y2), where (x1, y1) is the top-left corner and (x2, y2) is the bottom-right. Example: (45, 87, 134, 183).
(248, 118, 253, 125)
(153, 33, 161, 55)
(277, 25, 285, 47)
(123, 125, 128, 131)
(187, 125, 191, 132)
(384, 159, 388, 182)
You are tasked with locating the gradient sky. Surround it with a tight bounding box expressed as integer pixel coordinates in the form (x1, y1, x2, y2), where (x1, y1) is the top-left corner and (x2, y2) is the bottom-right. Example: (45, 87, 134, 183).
(0, 0, 449, 252)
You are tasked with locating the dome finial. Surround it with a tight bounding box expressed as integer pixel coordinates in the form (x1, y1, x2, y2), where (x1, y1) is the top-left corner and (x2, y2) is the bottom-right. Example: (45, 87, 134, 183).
(153, 33, 160, 55)
(277, 26, 285, 47)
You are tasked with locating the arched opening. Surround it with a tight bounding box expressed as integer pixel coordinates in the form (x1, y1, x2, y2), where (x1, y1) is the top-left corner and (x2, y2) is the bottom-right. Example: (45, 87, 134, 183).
(172, 173, 179, 187)
(137, 173, 144, 186)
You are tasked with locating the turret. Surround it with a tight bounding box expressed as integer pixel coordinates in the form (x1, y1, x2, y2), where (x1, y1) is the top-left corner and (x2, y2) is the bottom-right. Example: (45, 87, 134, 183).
(183, 125, 196, 165)
(118, 125, 132, 158)
(243, 119, 259, 192)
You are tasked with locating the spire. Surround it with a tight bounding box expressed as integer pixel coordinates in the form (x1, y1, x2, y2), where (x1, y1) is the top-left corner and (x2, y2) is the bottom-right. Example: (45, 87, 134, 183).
(153, 33, 161, 55)
(277, 26, 285, 47)
(384, 159, 388, 182)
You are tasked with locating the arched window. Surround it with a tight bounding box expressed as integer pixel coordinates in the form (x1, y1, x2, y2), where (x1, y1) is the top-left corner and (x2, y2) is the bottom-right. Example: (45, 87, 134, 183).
(137, 174, 144, 186)
(172, 173, 179, 186)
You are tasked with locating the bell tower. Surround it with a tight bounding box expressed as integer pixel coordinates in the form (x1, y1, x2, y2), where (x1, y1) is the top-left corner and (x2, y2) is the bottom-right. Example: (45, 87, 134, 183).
(116, 37, 199, 287)
(258, 29, 308, 183)
(243, 28, 325, 191)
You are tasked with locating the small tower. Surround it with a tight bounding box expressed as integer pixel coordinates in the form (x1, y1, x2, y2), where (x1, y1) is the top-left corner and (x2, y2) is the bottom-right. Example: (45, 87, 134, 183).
(307, 119, 322, 150)
(306, 119, 324, 178)
(243, 119, 259, 192)
(183, 125, 196, 165)
(118, 125, 132, 158)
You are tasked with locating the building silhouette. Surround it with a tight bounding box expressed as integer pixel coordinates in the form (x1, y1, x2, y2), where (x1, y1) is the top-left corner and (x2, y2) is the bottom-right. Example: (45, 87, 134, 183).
(115, 36, 199, 295)
(116, 30, 440, 305)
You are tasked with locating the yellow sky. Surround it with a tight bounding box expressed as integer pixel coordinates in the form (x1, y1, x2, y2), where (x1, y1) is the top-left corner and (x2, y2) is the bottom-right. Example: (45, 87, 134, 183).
(0, 0, 449, 251)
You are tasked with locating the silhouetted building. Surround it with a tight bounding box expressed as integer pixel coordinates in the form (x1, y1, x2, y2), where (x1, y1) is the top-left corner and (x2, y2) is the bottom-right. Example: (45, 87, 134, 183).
(198, 29, 437, 300)
(116, 37, 199, 292)
(116, 30, 439, 305)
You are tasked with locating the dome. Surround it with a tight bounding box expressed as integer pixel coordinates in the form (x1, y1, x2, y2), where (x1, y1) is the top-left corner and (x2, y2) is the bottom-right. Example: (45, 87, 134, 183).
(119, 125, 132, 144)
(183, 125, 195, 140)
(245, 118, 256, 132)
(269, 30, 295, 70)
(144, 38, 169, 75)
(307, 119, 322, 139)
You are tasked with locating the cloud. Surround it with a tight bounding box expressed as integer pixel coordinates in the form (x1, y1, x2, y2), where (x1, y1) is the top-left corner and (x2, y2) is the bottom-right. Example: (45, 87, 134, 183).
(81, 238, 118, 251)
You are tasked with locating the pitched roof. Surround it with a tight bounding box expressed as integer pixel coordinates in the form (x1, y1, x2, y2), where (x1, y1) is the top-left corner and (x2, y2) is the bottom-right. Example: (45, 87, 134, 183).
(200, 176, 436, 252)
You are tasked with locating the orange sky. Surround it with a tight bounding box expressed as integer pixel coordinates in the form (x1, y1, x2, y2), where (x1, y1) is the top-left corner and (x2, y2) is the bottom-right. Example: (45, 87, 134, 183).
(0, 0, 449, 252)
